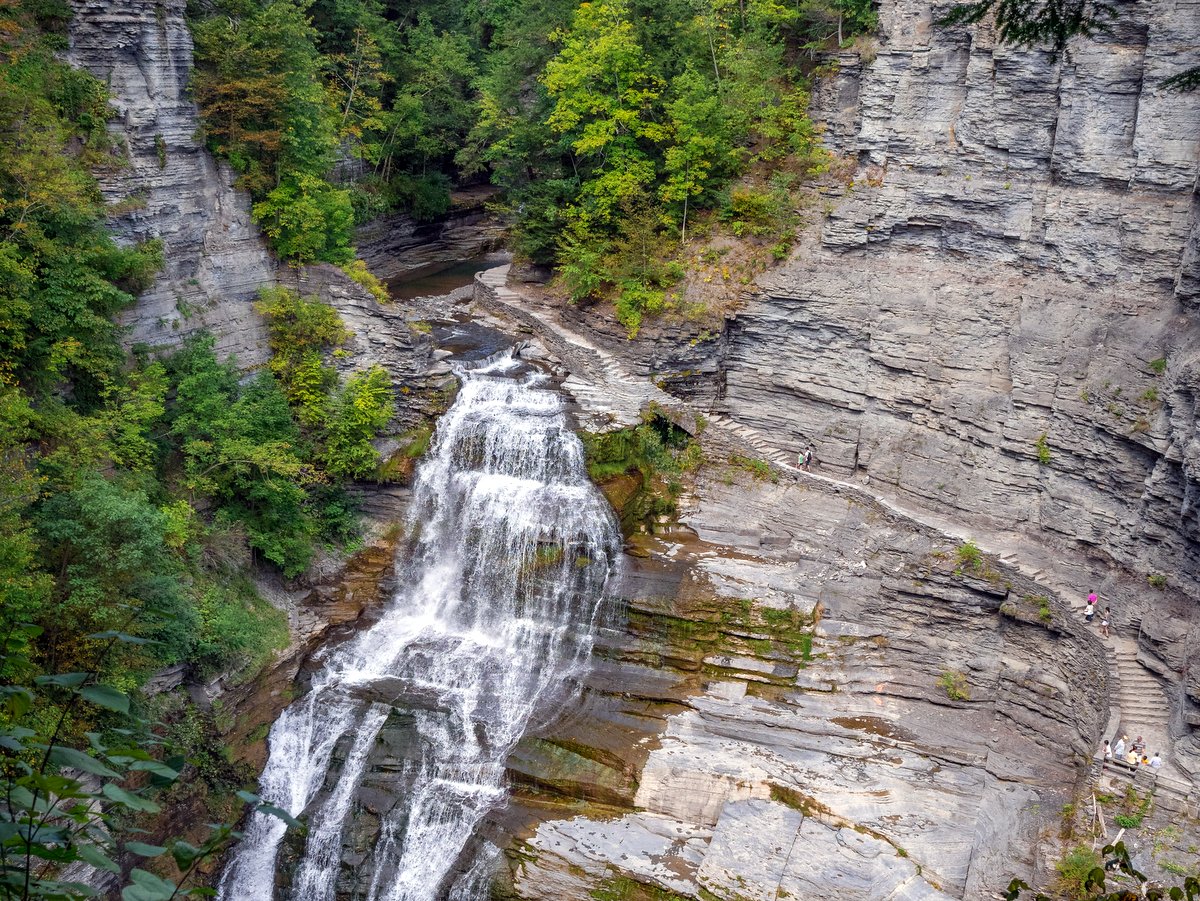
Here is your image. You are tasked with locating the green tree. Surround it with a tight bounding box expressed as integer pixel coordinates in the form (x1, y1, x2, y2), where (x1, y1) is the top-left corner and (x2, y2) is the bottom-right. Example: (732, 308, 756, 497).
(34, 475, 193, 675)
(252, 173, 355, 264)
(165, 336, 319, 576)
(661, 68, 739, 240)
(0, 37, 160, 400)
(322, 365, 393, 479)
(0, 390, 52, 684)
(542, 0, 667, 228)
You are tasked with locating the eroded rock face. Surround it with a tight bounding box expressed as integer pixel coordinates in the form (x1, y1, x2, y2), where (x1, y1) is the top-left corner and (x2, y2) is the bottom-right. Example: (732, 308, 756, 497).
(274, 264, 443, 432)
(721, 0, 1200, 758)
(499, 473, 1110, 899)
(68, 0, 276, 365)
(355, 191, 506, 281)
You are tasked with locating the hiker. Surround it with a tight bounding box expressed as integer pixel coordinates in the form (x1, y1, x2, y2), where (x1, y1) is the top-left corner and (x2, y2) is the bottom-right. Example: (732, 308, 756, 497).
(1132, 735, 1145, 754)
(802, 444, 816, 471)
(1126, 748, 1139, 766)
(1114, 735, 1126, 758)
(1150, 752, 1162, 769)
(1141, 755, 1150, 766)
(1085, 594, 1096, 623)
(1102, 741, 1112, 764)
(1100, 608, 1110, 638)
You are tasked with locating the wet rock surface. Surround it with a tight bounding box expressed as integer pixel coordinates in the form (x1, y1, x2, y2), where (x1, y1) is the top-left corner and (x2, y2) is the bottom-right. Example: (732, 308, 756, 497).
(212, 534, 403, 776)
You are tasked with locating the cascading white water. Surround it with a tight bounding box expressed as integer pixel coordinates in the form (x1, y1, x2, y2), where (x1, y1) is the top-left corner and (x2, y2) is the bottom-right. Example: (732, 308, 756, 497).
(218, 351, 620, 901)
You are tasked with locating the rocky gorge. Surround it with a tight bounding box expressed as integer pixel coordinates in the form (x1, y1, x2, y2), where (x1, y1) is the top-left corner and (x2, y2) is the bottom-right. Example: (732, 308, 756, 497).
(58, 0, 1200, 898)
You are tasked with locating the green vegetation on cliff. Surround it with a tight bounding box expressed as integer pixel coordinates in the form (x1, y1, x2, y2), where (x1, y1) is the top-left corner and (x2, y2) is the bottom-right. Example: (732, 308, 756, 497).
(185, 0, 875, 331)
(0, 6, 398, 895)
(581, 412, 701, 533)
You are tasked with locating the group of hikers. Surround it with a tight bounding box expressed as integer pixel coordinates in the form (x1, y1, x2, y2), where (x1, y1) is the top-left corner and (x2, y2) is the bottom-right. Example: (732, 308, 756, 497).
(1083, 591, 1112, 637)
(1086, 591, 1166, 773)
(796, 444, 816, 471)
(1102, 734, 1162, 770)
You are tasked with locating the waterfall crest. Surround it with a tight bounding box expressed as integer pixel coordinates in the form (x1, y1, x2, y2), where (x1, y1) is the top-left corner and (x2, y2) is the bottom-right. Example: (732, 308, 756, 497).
(218, 351, 620, 900)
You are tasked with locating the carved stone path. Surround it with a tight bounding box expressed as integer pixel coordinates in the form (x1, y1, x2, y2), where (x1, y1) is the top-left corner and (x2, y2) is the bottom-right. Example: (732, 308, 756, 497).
(473, 265, 1194, 800)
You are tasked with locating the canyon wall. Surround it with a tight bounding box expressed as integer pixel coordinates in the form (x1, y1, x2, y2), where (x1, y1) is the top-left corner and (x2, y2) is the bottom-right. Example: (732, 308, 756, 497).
(485, 469, 1111, 899)
(355, 189, 505, 280)
(68, 0, 275, 365)
(718, 0, 1200, 760)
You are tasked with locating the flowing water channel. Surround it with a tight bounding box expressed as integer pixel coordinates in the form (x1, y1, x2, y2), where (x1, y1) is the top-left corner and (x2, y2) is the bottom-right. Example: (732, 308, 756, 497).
(218, 349, 620, 900)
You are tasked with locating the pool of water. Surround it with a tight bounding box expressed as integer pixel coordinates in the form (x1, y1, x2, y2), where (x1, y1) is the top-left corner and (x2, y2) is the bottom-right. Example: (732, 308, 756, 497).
(386, 254, 508, 302)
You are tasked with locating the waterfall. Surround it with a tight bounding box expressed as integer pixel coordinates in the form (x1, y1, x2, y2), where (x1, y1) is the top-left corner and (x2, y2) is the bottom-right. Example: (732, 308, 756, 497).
(218, 351, 620, 901)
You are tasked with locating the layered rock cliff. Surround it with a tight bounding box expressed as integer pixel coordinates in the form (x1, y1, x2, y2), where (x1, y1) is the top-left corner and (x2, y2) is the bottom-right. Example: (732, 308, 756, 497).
(68, 0, 275, 365)
(56, 0, 1200, 896)
(494, 471, 1111, 900)
(719, 0, 1200, 771)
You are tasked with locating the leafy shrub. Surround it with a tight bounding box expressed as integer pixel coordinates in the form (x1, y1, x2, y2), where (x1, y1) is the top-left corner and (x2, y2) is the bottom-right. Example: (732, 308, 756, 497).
(322, 366, 394, 479)
(255, 286, 348, 420)
(1054, 846, 1102, 899)
(938, 669, 970, 701)
(1025, 594, 1053, 622)
(164, 335, 325, 576)
(722, 186, 784, 237)
(615, 282, 666, 337)
(34, 473, 195, 673)
(729, 454, 777, 482)
(252, 173, 355, 264)
(1148, 572, 1167, 589)
(191, 577, 289, 680)
(342, 259, 389, 304)
(559, 231, 610, 302)
(257, 288, 395, 481)
(1035, 432, 1051, 465)
(581, 414, 702, 531)
(955, 539, 983, 571)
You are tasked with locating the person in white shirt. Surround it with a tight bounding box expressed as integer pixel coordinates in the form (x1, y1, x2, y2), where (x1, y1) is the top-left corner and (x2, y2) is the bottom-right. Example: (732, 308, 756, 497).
(1149, 753, 1162, 769)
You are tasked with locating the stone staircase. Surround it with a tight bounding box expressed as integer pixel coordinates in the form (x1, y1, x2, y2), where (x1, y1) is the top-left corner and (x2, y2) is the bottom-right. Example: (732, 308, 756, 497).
(707, 412, 1190, 794)
(472, 265, 1195, 801)
(476, 266, 674, 429)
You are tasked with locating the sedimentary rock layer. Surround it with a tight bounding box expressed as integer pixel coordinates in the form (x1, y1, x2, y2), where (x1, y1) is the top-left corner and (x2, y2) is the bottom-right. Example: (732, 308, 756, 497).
(68, 0, 274, 364)
(499, 471, 1110, 899)
(720, 0, 1200, 766)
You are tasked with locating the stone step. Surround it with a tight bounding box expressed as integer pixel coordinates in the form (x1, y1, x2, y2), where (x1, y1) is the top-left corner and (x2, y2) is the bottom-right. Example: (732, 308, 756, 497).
(1117, 702, 1170, 713)
(1120, 675, 1166, 686)
(1119, 704, 1169, 713)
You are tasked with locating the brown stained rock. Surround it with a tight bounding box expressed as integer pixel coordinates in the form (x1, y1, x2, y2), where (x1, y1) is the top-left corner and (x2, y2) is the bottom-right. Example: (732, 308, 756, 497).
(219, 535, 401, 773)
(597, 471, 644, 522)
